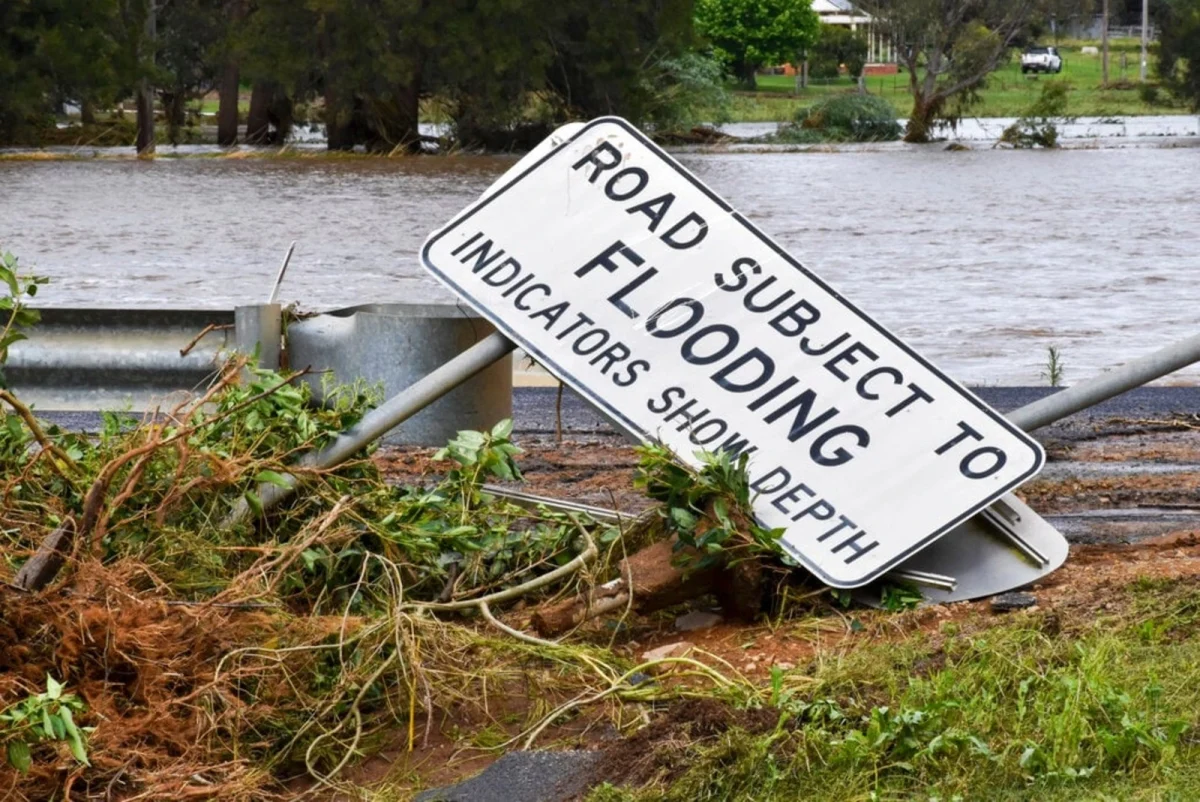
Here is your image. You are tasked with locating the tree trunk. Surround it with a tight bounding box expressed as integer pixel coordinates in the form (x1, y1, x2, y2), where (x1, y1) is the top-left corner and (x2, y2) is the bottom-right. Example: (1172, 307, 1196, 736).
(163, 90, 186, 145)
(80, 99, 97, 125)
(245, 82, 272, 144)
(135, 0, 156, 155)
(390, 69, 422, 153)
(531, 538, 721, 636)
(13, 521, 75, 592)
(135, 83, 155, 154)
(904, 95, 936, 143)
(268, 93, 294, 143)
(324, 84, 356, 151)
(738, 61, 758, 91)
(217, 62, 240, 146)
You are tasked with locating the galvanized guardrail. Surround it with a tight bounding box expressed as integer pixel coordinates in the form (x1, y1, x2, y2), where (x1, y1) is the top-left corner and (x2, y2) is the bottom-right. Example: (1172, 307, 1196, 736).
(6, 308, 234, 412)
(6, 304, 513, 446)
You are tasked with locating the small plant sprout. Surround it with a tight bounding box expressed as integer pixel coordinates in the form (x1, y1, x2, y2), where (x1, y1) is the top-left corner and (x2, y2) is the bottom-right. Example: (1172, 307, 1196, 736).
(1042, 345, 1066, 387)
(880, 582, 924, 611)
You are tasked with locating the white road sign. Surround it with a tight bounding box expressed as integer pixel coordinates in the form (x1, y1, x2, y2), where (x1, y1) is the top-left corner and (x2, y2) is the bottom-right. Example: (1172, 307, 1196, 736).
(421, 117, 1044, 588)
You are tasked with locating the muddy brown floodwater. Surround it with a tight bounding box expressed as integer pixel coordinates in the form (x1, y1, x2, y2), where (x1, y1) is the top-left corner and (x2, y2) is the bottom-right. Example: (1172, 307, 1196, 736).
(2, 146, 1199, 384)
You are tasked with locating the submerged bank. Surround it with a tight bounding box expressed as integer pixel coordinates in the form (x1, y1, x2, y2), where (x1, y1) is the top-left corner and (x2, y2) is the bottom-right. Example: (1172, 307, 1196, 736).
(3, 113, 1199, 160)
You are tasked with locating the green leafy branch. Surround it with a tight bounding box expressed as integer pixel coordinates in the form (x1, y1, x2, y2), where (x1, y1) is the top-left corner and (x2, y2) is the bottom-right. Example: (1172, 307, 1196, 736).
(0, 249, 47, 379)
(634, 443, 783, 571)
(1, 676, 91, 774)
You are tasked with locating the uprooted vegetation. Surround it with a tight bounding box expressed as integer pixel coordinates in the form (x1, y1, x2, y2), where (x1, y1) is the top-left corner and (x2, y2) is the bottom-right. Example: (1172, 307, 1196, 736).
(770, 94, 902, 144)
(0, 251, 783, 799)
(0, 358, 627, 798)
(998, 81, 1075, 149)
(6, 249, 1200, 801)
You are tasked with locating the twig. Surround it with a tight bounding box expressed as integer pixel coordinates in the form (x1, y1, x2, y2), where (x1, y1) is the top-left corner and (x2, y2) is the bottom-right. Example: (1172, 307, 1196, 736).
(268, 241, 297, 304)
(0, 389, 79, 478)
(478, 600, 559, 648)
(178, 323, 232, 357)
(214, 496, 351, 602)
(411, 518, 596, 612)
(81, 364, 308, 552)
(436, 561, 460, 603)
(303, 651, 398, 792)
(555, 381, 564, 443)
(164, 600, 280, 609)
(105, 761, 132, 802)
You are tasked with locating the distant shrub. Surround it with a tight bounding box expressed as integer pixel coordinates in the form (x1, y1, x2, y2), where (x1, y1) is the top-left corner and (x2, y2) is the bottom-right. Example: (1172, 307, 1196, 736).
(780, 94, 901, 142)
(636, 52, 732, 131)
(1138, 82, 1161, 106)
(770, 125, 826, 144)
(999, 80, 1072, 148)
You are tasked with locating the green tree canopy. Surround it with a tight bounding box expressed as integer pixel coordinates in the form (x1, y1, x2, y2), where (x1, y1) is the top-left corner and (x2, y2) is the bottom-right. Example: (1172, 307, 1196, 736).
(1158, 0, 1200, 108)
(856, 0, 1042, 142)
(0, 0, 128, 141)
(0, 0, 704, 150)
(695, 0, 821, 88)
(809, 24, 868, 79)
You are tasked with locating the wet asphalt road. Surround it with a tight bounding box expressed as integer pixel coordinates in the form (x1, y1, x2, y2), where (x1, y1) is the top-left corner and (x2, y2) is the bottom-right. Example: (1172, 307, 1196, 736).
(507, 385, 1200, 439)
(35, 385, 1200, 439)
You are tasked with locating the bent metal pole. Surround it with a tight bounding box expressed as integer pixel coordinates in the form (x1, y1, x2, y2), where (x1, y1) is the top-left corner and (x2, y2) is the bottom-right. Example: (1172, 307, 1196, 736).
(1007, 331, 1200, 432)
(223, 330, 516, 527)
(227, 329, 1200, 528)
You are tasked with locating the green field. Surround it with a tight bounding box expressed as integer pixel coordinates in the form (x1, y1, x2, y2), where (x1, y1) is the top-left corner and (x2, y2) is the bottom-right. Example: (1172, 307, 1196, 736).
(730, 40, 1185, 123)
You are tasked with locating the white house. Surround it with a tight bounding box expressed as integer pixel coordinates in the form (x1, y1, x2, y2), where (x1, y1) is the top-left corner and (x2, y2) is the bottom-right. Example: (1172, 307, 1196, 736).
(812, 0, 895, 63)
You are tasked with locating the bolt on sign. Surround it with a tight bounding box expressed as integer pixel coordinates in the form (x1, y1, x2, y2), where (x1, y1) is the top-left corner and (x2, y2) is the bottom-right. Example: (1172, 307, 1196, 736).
(421, 117, 1044, 588)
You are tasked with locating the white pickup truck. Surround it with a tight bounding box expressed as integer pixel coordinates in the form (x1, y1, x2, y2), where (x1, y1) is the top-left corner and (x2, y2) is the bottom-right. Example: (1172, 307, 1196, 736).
(1021, 46, 1063, 74)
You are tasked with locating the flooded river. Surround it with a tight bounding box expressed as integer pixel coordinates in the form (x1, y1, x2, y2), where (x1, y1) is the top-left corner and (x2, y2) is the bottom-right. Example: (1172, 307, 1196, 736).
(1, 145, 1197, 385)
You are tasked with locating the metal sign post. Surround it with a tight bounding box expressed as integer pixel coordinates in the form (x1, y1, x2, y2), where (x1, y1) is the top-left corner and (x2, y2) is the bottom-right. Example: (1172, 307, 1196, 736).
(421, 116, 1044, 589)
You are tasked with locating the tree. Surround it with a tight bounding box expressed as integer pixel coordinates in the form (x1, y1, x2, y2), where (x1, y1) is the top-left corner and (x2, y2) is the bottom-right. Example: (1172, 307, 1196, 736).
(36, 0, 125, 122)
(1025, 0, 1095, 44)
(695, 0, 821, 88)
(0, 0, 703, 150)
(856, 0, 1043, 142)
(157, 0, 228, 145)
(0, 0, 127, 142)
(1158, 0, 1200, 108)
(544, 1, 697, 124)
(0, 4, 59, 140)
(809, 24, 868, 79)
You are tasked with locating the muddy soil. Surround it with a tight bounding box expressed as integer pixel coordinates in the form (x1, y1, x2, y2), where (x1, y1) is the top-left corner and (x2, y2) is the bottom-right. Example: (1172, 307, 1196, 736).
(378, 416, 1200, 539)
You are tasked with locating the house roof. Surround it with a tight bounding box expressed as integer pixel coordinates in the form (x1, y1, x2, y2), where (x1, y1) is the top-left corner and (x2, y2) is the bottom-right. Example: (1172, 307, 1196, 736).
(812, 0, 871, 24)
(813, 0, 857, 12)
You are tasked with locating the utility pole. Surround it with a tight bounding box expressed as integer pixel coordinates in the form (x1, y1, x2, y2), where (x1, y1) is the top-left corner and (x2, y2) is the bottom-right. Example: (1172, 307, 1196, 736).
(1140, 0, 1149, 82)
(1101, 0, 1110, 87)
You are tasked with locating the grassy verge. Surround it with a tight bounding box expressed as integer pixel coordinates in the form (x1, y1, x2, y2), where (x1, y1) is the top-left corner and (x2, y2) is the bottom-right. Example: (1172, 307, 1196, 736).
(580, 576, 1200, 800)
(727, 41, 1187, 123)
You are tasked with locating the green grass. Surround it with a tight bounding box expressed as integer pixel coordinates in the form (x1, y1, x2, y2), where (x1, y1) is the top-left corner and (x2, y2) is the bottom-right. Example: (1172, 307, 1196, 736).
(583, 577, 1200, 801)
(728, 40, 1186, 123)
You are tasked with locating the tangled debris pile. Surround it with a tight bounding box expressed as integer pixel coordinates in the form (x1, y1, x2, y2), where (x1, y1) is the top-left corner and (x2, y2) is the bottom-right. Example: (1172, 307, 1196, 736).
(0, 363, 664, 799)
(0, 254, 789, 800)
